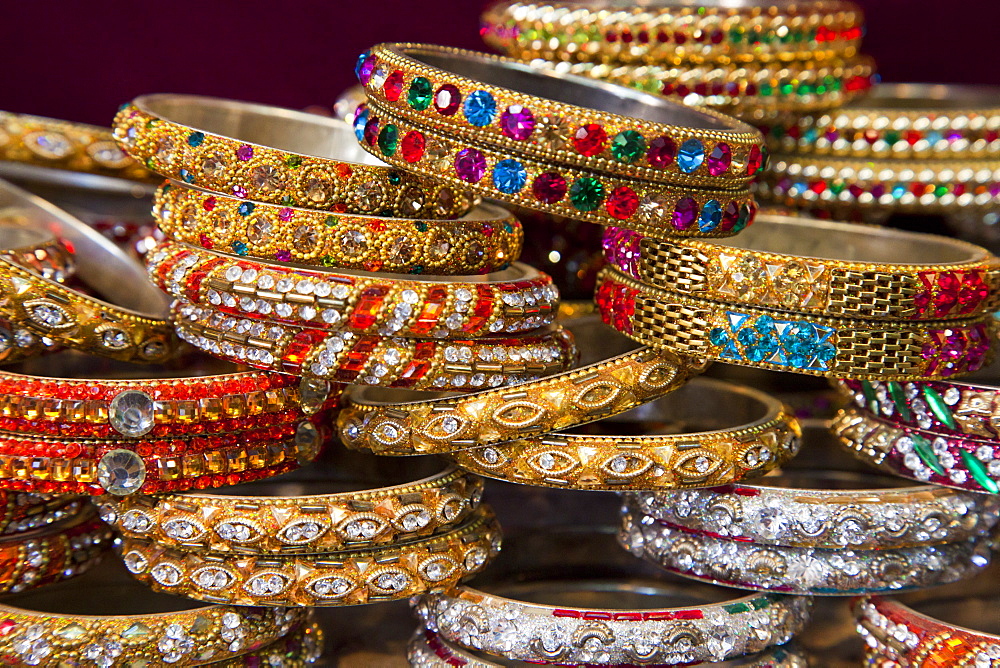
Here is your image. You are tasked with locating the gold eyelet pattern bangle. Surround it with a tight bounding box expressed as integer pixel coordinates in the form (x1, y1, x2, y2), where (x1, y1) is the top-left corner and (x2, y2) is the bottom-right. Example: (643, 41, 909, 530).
(338, 318, 704, 456)
(173, 299, 577, 390)
(0, 111, 154, 183)
(148, 240, 558, 339)
(764, 83, 1000, 160)
(120, 506, 502, 607)
(153, 182, 523, 275)
(357, 43, 764, 191)
(442, 377, 799, 491)
(603, 215, 1000, 322)
(101, 464, 484, 554)
(596, 267, 996, 380)
(480, 0, 864, 66)
(0, 223, 76, 283)
(0, 596, 310, 668)
(113, 96, 476, 219)
(356, 105, 758, 236)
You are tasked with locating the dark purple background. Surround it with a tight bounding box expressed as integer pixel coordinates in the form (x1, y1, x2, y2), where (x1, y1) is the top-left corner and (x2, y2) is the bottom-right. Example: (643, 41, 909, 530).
(2, 1, 997, 127)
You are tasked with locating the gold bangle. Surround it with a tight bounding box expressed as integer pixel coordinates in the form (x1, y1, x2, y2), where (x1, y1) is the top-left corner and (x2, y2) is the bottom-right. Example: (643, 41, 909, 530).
(153, 181, 523, 275)
(113, 95, 476, 219)
(480, 0, 864, 66)
(0, 223, 75, 283)
(149, 240, 558, 339)
(0, 111, 153, 183)
(764, 83, 1000, 160)
(173, 298, 577, 390)
(596, 266, 995, 380)
(603, 214, 1000, 321)
(120, 506, 502, 607)
(0, 490, 86, 537)
(338, 316, 703, 455)
(101, 460, 485, 554)
(444, 377, 799, 491)
(357, 105, 758, 235)
(357, 43, 764, 191)
(215, 621, 324, 667)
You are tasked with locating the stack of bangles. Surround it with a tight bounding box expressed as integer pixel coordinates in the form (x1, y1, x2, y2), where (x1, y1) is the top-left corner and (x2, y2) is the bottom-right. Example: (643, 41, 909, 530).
(757, 83, 1000, 224)
(599, 213, 1000, 380)
(621, 424, 998, 595)
(479, 0, 875, 123)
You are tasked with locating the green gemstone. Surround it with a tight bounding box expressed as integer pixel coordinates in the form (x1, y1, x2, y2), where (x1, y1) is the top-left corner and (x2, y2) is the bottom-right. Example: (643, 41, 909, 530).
(860, 380, 879, 414)
(935, 184, 949, 197)
(408, 77, 433, 111)
(759, 84, 774, 97)
(770, 125, 786, 140)
(912, 434, 945, 475)
(723, 602, 750, 614)
(729, 27, 745, 43)
(610, 130, 646, 163)
(779, 83, 794, 96)
(378, 124, 399, 157)
(324, 215, 339, 227)
(387, 172, 402, 185)
(285, 155, 303, 168)
(884, 131, 900, 145)
(922, 386, 956, 429)
(569, 177, 604, 211)
(321, 255, 336, 267)
(829, 181, 846, 195)
(959, 449, 999, 493)
(888, 382, 911, 421)
(414, 221, 428, 232)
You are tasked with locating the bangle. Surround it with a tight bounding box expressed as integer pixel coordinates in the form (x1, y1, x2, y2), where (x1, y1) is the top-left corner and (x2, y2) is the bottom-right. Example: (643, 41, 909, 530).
(173, 299, 577, 391)
(152, 182, 522, 275)
(0, 491, 88, 537)
(217, 621, 324, 667)
(442, 377, 798, 490)
(0, 584, 311, 668)
(101, 459, 484, 554)
(764, 83, 1000, 160)
(120, 506, 501, 607)
(0, 223, 75, 283)
(602, 215, 999, 322)
(0, 111, 153, 182)
(148, 240, 558, 338)
(113, 95, 475, 219)
(621, 508, 992, 595)
(414, 528, 811, 665)
(596, 267, 995, 380)
(356, 108, 758, 235)
(337, 317, 704, 455)
(855, 582, 1000, 667)
(357, 43, 763, 191)
(833, 405, 1000, 494)
(0, 179, 176, 363)
(480, 0, 864, 66)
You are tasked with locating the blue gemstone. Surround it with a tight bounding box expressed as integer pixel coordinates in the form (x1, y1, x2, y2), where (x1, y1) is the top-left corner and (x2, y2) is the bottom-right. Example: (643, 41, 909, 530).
(709, 327, 729, 346)
(492, 159, 527, 194)
(464, 90, 497, 127)
(737, 326, 778, 363)
(753, 314, 776, 334)
(353, 108, 370, 142)
(179, 169, 194, 183)
(892, 183, 907, 199)
(677, 138, 705, 173)
(699, 200, 722, 231)
(781, 323, 817, 368)
(231, 241, 249, 256)
(354, 52, 369, 79)
(237, 202, 254, 217)
(803, 128, 818, 142)
(925, 130, 943, 145)
(187, 132, 205, 147)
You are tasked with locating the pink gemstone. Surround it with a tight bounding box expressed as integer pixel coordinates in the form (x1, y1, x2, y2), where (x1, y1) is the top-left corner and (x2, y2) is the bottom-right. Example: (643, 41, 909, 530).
(707, 143, 732, 176)
(672, 197, 697, 230)
(500, 105, 535, 140)
(363, 117, 380, 146)
(871, 184, 886, 198)
(236, 145, 253, 161)
(358, 55, 377, 86)
(454, 147, 487, 182)
(720, 201, 740, 231)
(602, 227, 642, 278)
(434, 85, 461, 116)
(231, 186, 247, 198)
(646, 136, 677, 168)
(275, 249, 292, 262)
(0, 619, 16, 636)
(278, 208, 294, 222)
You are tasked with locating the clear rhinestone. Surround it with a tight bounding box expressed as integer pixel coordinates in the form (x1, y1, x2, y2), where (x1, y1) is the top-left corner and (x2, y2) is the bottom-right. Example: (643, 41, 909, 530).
(109, 390, 155, 437)
(96, 450, 146, 495)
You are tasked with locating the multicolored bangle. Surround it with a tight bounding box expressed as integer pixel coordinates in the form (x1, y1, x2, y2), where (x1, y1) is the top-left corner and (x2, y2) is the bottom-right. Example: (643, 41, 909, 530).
(764, 83, 1000, 160)
(148, 240, 558, 338)
(602, 215, 1000, 322)
(480, 0, 864, 66)
(120, 506, 502, 607)
(153, 182, 522, 275)
(113, 95, 476, 219)
(357, 43, 764, 190)
(596, 267, 995, 380)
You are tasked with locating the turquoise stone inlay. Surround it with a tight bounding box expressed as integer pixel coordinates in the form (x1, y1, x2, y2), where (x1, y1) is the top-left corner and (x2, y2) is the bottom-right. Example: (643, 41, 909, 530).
(708, 312, 838, 371)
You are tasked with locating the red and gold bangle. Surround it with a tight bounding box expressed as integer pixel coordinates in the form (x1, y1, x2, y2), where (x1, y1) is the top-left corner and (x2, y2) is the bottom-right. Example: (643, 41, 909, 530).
(113, 95, 476, 219)
(153, 182, 522, 275)
(480, 0, 864, 66)
(148, 240, 559, 338)
(174, 299, 578, 391)
(120, 506, 502, 607)
(0, 111, 154, 182)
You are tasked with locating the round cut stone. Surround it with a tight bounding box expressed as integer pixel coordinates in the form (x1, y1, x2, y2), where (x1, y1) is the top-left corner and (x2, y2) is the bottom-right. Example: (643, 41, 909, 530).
(500, 105, 535, 140)
(401, 131, 425, 163)
(377, 124, 399, 156)
(646, 136, 677, 168)
(407, 77, 433, 110)
(434, 85, 461, 116)
(298, 378, 330, 415)
(572, 124, 608, 156)
(492, 159, 527, 193)
(463, 90, 496, 126)
(707, 142, 732, 176)
(605, 186, 639, 220)
(250, 165, 283, 192)
(101, 329, 130, 350)
(672, 197, 698, 230)
(383, 70, 405, 101)
(454, 148, 487, 183)
(610, 130, 646, 163)
(746, 144, 763, 176)
(294, 422, 322, 464)
(532, 173, 567, 203)
(569, 177, 604, 211)
(96, 450, 146, 496)
(699, 199, 723, 231)
(109, 390, 155, 437)
(677, 138, 706, 173)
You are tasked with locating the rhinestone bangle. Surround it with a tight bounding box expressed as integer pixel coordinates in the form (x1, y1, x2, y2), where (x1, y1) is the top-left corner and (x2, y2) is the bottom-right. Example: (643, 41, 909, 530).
(480, 0, 864, 67)
(215, 620, 324, 667)
(102, 460, 485, 554)
(153, 182, 523, 275)
(357, 105, 759, 235)
(620, 508, 992, 596)
(596, 267, 995, 380)
(120, 506, 502, 607)
(113, 95, 476, 219)
(0, 491, 88, 538)
(173, 299, 577, 391)
(148, 239, 559, 338)
(337, 317, 704, 456)
(603, 215, 1000, 322)
(833, 406, 1000, 494)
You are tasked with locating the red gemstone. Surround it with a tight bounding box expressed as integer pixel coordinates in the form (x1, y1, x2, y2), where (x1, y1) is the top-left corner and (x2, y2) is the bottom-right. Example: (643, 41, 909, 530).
(810, 180, 827, 195)
(747, 144, 763, 176)
(605, 186, 639, 220)
(958, 271, 989, 314)
(572, 124, 608, 156)
(434, 84, 461, 116)
(720, 201, 740, 231)
(202, 197, 216, 211)
(707, 142, 732, 176)
(532, 173, 568, 203)
(400, 131, 425, 163)
(848, 184, 865, 198)
(646, 136, 677, 168)
(383, 70, 405, 102)
(904, 130, 922, 145)
(362, 117, 380, 146)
